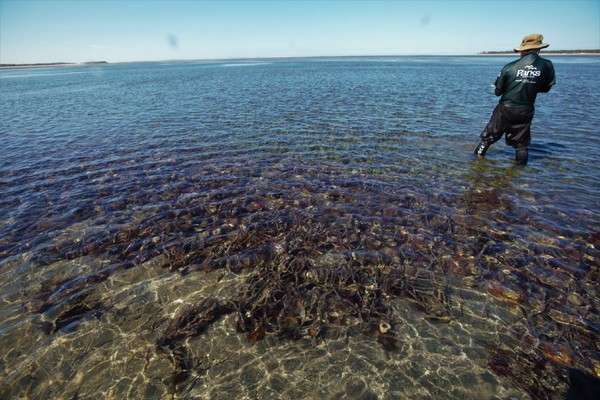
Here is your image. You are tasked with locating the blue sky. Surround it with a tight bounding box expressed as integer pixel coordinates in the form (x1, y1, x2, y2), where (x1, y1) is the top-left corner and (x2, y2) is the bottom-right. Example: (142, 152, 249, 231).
(1, 0, 599, 63)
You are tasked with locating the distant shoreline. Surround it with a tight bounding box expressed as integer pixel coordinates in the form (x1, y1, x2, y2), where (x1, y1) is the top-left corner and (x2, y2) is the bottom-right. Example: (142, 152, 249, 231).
(0, 61, 108, 70)
(480, 49, 600, 56)
(479, 53, 600, 57)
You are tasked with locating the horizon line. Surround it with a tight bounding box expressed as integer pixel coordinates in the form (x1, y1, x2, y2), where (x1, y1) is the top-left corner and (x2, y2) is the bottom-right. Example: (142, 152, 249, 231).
(3, 49, 600, 66)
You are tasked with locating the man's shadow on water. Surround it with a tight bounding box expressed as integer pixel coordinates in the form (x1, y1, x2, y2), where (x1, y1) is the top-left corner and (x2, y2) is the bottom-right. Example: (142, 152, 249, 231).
(462, 158, 524, 218)
(463, 139, 570, 216)
(464, 160, 600, 400)
(463, 138, 565, 214)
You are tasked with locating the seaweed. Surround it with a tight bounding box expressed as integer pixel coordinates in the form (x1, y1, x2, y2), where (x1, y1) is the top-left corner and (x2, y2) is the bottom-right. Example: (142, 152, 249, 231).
(156, 297, 236, 390)
(17, 160, 600, 396)
(488, 348, 569, 400)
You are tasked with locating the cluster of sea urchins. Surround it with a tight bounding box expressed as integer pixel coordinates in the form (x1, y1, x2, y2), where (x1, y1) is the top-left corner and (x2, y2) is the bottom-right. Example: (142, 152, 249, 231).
(153, 195, 455, 388)
(17, 161, 600, 397)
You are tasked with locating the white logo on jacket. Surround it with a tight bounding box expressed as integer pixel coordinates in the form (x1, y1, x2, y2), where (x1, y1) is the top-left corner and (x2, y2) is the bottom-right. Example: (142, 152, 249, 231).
(516, 65, 541, 79)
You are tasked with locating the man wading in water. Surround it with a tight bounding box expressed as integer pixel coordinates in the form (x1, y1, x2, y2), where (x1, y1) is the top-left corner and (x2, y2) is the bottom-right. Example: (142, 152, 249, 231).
(474, 33, 555, 165)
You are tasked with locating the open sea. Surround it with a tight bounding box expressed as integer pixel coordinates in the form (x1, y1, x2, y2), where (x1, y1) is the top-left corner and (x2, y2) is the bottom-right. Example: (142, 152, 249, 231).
(1, 56, 599, 399)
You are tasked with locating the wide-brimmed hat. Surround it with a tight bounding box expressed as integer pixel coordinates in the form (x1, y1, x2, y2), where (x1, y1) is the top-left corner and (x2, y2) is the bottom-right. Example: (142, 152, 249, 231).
(514, 33, 550, 52)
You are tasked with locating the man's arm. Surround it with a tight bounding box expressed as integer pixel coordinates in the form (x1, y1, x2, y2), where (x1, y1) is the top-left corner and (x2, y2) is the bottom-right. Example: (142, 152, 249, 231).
(538, 62, 555, 93)
(494, 67, 507, 96)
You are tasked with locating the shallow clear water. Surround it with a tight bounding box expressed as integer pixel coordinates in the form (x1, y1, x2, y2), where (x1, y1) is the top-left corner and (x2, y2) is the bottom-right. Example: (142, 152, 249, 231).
(1, 56, 599, 399)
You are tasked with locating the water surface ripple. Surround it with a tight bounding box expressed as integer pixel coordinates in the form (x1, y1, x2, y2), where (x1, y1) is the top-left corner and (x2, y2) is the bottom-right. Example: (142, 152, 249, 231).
(1, 57, 599, 399)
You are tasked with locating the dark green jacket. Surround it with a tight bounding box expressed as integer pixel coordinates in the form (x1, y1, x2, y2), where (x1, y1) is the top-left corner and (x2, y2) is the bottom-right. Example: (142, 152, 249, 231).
(495, 53, 556, 107)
